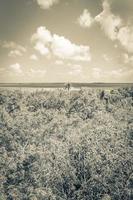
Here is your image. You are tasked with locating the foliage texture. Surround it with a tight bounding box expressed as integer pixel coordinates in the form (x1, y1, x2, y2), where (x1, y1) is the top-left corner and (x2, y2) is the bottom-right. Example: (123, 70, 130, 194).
(0, 87, 133, 200)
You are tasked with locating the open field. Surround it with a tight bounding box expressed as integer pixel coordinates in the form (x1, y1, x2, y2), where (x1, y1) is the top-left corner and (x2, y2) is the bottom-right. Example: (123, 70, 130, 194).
(0, 87, 133, 200)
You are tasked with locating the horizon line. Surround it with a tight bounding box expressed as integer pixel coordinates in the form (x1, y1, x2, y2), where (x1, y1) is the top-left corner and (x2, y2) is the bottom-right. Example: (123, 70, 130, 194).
(0, 82, 133, 88)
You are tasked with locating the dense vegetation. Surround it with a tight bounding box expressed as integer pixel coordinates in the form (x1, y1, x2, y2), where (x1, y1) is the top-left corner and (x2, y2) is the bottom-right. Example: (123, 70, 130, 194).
(0, 87, 133, 200)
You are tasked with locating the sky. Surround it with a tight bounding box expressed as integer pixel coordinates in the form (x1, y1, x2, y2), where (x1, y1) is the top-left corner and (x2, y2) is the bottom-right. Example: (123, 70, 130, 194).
(0, 0, 133, 83)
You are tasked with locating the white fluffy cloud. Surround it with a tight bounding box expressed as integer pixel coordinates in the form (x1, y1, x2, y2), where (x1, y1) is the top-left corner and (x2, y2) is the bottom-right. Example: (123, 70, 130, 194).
(34, 42, 50, 55)
(77, 1, 133, 54)
(31, 26, 91, 61)
(36, 0, 59, 9)
(52, 34, 91, 61)
(95, 0, 122, 40)
(10, 63, 22, 73)
(117, 26, 133, 53)
(1, 41, 26, 57)
(31, 26, 52, 56)
(78, 9, 93, 28)
(86, 0, 133, 53)
(77, 0, 122, 40)
(96, 0, 133, 53)
(31, 26, 52, 44)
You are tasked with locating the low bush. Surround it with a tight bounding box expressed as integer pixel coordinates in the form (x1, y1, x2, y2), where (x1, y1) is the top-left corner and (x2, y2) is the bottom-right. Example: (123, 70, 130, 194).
(0, 87, 133, 200)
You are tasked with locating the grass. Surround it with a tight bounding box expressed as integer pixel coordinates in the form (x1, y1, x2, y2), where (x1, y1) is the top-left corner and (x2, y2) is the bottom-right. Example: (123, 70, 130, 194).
(0, 87, 133, 200)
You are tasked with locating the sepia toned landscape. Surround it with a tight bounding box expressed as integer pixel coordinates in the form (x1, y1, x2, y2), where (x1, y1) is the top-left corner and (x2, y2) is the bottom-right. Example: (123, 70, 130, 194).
(0, 0, 133, 199)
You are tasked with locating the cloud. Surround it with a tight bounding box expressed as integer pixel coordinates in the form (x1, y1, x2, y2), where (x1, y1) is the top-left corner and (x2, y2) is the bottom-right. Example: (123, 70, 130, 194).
(31, 26, 52, 44)
(95, 0, 122, 40)
(78, 9, 93, 28)
(31, 26, 52, 56)
(31, 26, 91, 61)
(2, 41, 26, 52)
(1, 41, 26, 57)
(117, 26, 133, 53)
(8, 50, 23, 57)
(123, 53, 133, 64)
(9, 63, 22, 73)
(94, 0, 133, 53)
(52, 34, 91, 61)
(30, 54, 38, 61)
(35, 0, 59, 9)
(34, 42, 50, 55)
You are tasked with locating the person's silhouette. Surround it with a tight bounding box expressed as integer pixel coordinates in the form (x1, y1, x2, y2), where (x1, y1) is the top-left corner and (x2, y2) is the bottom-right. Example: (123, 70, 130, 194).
(67, 83, 70, 91)
(65, 83, 71, 91)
